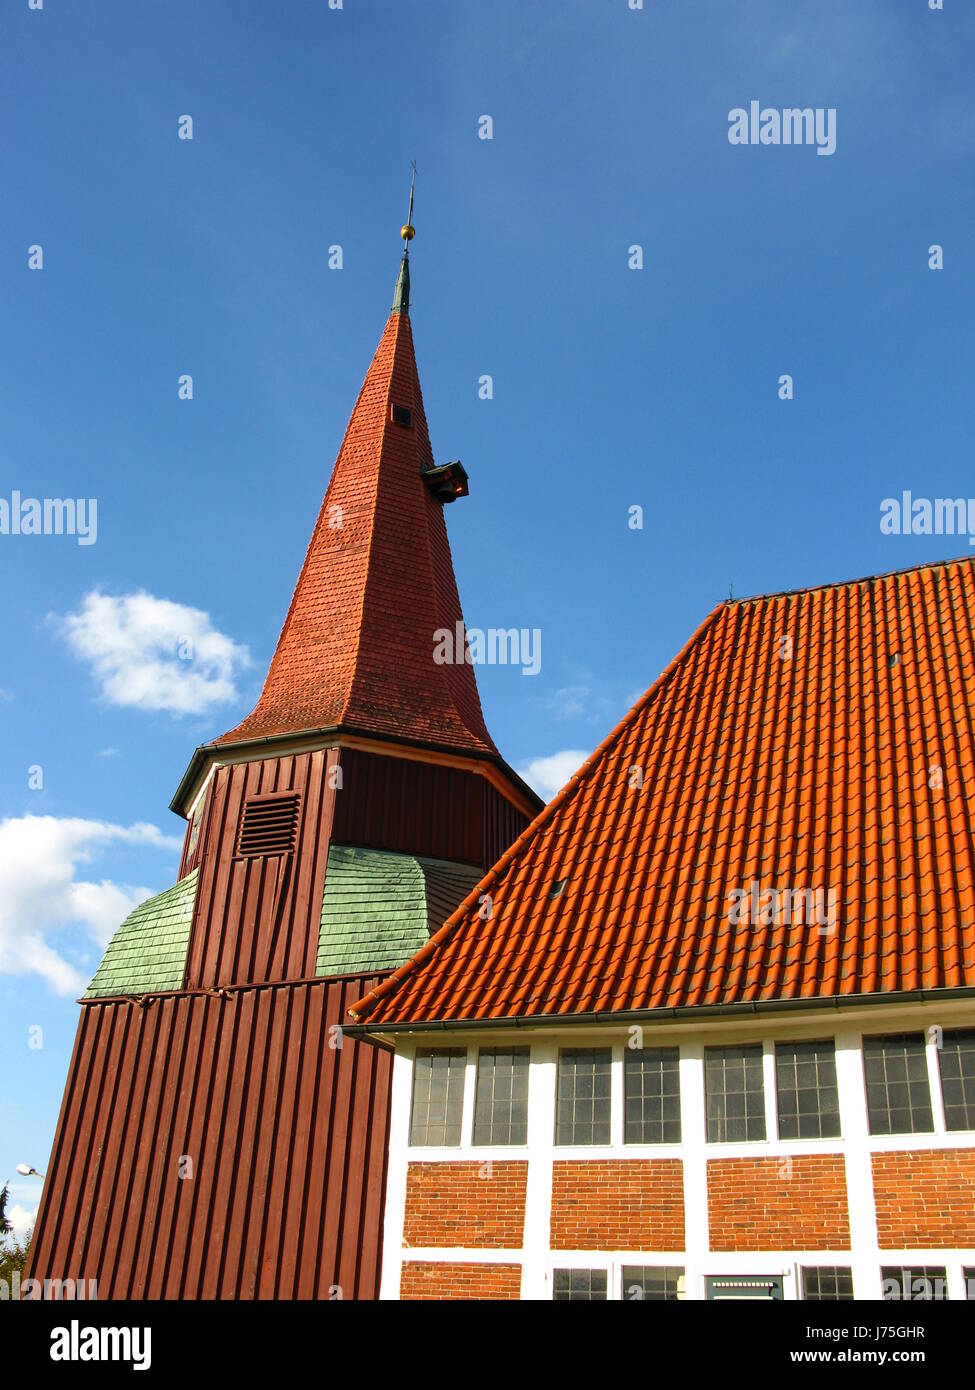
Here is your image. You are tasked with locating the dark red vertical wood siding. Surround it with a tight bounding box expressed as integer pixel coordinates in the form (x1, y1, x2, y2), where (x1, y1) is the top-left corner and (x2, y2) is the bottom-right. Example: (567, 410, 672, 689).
(25, 976, 390, 1300)
(482, 779, 529, 868)
(332, 747, 528, 866)
(185, 749, 339, 989)
(177, 780, 213, 881)
(27, 741, 530, 1301)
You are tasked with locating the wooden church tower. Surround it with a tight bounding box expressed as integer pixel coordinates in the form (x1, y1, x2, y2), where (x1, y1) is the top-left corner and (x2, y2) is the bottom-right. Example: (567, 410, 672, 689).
(27, 211, 540, 1299)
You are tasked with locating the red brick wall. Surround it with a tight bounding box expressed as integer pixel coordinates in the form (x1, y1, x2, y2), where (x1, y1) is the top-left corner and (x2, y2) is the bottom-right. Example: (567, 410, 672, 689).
(403, 1161, 528, 1248)
(872, 1148, 975, 1249)
(707, 1155, 850, 1251)
(400, 1261, 522, 1300)
(550, 1160, 684, 1250)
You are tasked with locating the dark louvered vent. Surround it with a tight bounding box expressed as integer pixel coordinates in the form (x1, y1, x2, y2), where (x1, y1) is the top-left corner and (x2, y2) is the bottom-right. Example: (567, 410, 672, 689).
(235, 792, 300, 858)
(390, 403, 412, 427)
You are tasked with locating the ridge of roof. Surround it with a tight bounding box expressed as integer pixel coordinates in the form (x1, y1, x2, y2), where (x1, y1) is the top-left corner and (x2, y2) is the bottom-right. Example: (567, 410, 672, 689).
(349, 548, 975, 1027)
(336, 312, 403, 730)
(728, 549, 974, 607)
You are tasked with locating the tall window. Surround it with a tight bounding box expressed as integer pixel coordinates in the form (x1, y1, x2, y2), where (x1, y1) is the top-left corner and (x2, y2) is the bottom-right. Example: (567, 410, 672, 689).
(553, 1268, 607, 1301)
(775, 1039, 841, 1139)
(705, 1044, 766, 1142)
(622, 1266, 684, 1301)
(409, 1048, 466, 1146)
(802, 1267, 854, 1300)
(472, 1047, 530, 1145)
(624, 1047, 681, 1144)
(881, 1267, 948, 1301)
(937, 1028, 975, 1131)
(555, 1048, 612, 1145)
(863, 1033, 933, 1135)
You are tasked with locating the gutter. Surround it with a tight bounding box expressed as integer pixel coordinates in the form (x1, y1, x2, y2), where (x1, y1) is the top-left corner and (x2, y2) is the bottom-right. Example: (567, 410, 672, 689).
(342, 985, 975, 1040)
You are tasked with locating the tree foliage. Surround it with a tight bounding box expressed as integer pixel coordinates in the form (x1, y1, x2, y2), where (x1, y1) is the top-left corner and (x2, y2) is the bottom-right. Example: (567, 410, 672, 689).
(0, 1182, 32, 1283)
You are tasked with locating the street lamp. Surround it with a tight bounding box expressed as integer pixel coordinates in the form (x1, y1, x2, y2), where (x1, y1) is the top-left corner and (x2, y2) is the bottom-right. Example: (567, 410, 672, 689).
(15, 1164, 44, 1179)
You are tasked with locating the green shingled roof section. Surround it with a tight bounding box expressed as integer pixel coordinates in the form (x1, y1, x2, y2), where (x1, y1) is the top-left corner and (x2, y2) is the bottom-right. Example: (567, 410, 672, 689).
(84, 869, 199, 999)
(316, 845, 482, 977)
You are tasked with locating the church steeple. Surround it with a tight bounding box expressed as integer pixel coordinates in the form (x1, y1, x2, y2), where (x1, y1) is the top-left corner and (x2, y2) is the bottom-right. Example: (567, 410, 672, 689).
(30, 193, 542, 1314)
(212, 194, 499, 760)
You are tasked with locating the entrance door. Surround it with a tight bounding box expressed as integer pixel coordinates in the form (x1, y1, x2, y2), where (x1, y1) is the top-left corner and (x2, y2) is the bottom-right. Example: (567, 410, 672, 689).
(706, 1276, 784, 1300)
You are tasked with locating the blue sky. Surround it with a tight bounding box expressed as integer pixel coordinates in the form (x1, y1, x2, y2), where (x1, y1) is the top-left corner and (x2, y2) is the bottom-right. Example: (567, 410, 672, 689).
(1, 0, 972, 1233)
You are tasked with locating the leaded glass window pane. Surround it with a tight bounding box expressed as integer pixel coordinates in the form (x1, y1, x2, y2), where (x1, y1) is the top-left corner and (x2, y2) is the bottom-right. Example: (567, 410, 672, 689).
(776, 1039, 841, 1139)
(553, 1268, 607, 1300)
(863, 1034, 933, 1135)
(624, 1047, 681, 1144)
(938, 1028, 975, 1132)
(622, 1265, 683, 1300)
(473, 1047, 530, 1145)
(705, 1045, 766, 1142)
(555, 1048, 612, 1145)
(409, 1048, 466, 1146)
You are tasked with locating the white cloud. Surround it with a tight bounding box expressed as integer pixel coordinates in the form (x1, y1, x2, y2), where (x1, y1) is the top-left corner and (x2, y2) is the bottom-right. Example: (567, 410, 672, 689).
(0, 815, 182, 995)
(518, 749, 589, 802)
(547, 685, 590, 720)
(98, 747, 120, 759)
(6, 1202, 37, 1242)
(51, 588, 250, 716)
(545, 684, 614, 726)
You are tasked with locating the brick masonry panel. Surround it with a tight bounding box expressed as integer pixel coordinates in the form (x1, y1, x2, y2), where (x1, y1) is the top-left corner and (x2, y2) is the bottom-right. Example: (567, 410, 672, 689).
(550, 1159, 685, 1251)
(707, 1154, 851, 1252)
(403, 1161, 528, 1249)
(872, 1148, 975, 1249)
(400, 1261, 522, 1300)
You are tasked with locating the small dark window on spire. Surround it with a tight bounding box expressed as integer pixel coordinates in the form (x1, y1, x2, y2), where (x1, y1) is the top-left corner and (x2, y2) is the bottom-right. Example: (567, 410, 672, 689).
(390, 403, 412, 427)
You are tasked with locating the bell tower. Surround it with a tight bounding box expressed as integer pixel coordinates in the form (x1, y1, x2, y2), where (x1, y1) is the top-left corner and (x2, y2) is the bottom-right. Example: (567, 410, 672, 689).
(26, 200, 541, 1300)
(172, 200, 537, 992)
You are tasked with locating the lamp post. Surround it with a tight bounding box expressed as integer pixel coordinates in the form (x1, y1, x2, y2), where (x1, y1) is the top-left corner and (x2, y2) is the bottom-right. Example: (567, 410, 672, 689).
(15, 1164, 44, 1179)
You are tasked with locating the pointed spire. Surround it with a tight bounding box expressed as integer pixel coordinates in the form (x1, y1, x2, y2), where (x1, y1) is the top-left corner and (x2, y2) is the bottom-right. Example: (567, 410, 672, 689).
(392, 161, 416, 315)
(214, 187, 499, 759)
(392, 252, 410, 315)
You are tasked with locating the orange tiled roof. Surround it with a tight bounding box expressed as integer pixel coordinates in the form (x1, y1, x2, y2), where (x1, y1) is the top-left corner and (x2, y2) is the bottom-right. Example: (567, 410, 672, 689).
(215, 283, 497, 757)
(350, 556, 975, 1025)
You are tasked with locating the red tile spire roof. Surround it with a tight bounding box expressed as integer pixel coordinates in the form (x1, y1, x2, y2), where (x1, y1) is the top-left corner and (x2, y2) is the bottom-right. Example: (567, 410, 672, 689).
(215, 251, 497, 757)
(350, 556, 975, 1026)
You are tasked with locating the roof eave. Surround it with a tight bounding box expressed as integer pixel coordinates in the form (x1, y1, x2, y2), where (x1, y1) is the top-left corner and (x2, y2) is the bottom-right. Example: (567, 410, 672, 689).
(170, 722, 543, 818)
(345, 984, 975, 1039)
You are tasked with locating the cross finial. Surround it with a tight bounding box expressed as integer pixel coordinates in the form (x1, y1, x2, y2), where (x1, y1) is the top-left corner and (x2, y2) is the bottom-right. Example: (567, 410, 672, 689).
(401, 161, 416, 247)
(392, 163, 416, 315)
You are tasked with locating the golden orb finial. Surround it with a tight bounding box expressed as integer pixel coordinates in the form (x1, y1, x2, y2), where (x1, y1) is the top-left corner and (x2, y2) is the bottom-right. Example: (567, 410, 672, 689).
(401, 161, 417, 248)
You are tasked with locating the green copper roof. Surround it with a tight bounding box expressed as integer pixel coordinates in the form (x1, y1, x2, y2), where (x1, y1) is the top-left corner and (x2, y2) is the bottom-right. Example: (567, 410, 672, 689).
(84, 869, 198, 999)
(391, 252, 410, 314)
(82, 844, 483, 997)
(316, 844, 481, 977)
